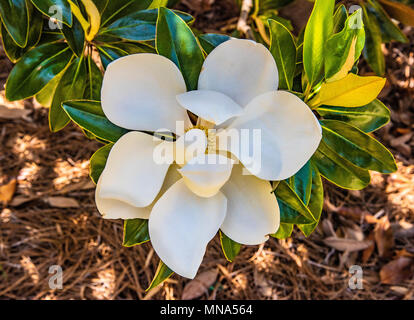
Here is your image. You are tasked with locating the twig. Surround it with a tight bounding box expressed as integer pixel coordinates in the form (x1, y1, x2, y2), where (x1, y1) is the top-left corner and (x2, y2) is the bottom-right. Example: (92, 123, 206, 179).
(237, 0, 255, 40)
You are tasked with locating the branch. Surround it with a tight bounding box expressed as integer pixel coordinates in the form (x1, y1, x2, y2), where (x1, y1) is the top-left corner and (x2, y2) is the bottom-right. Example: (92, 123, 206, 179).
(237, 0, 255, 40)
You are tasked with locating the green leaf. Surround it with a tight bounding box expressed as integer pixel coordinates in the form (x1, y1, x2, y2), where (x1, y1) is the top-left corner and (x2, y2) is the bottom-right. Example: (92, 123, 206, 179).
(92, 0, 109, 13)
(85, 55, 103, 100)
(123, 219, 150, 247)
(1, 4, 43, 63)
(333, 4, 348, 33)
(317, 99, 390, 133)
(99, 8, 193, 42)
(362, 4, 385, 76)
(156, 7, 204, 91)
(0, 0, 29, 47)
(303, 0, 334, 88)
(90, 142, 112, 183)
(100, 0, 152, 27)
(311, 139, 371, 190)
(35, 69, 65, 108)
(367, 0, 408, 43)
(271, 223, 293, 239)
(219, 231, 241, 262)
(325, 10, 365, 81)
(62, 100, 129, 142)
(147, 260, 174, 291)
(320, 119, 397, 174)
(62, 10, 85, 57)
(290, 161, 312, 205)
(198, 33, 230, 54)
(5, 42, 72, 101)
(274, 181, 316, 225)
(97, 42, 156, 69)
(298, 164, 324, 237)
(49, 56, 88, 132)
(269, 19, 297, 90)
(148, 0, 168, 8)
(31, 0, 73, 27)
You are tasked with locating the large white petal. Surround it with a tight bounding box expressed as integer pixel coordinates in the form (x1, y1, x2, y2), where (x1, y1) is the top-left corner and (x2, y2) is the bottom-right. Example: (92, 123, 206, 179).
(198, 39, 278, 107)
(176, 90, 243, 125)
(101, 53, 190, 133)
(149, 179, 227, 279)
(220, 165, 280, 245)
(96, 164, 181, 220)
(98, 131, 173, 208)
(219, 91, 322, 181)
(179, 154, 234, 197)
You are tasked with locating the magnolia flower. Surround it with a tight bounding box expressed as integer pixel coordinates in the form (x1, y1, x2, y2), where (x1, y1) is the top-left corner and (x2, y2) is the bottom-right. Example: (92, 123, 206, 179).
(96, 39, 322, 279)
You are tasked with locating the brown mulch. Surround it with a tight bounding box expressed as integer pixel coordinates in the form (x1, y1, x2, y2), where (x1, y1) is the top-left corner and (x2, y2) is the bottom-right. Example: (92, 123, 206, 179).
(0, 0, 413, 300)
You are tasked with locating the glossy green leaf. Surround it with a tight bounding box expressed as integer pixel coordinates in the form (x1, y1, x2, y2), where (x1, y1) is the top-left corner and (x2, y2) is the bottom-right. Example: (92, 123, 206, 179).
(35, 69, 65, 108)
(312, 139, 371, 190)
(271, 223, 294, 239)
(325, 10, 365, 81)
(85, 55, 103, 100)
(99, 8, 193, 42)
(92, 0, 109, 13)
(298, 164, 324, 237)
(220, 231, 241, 262)
(6, 42, 72, 101)
(0, 0, 28, 47)
(333, 4, 348, 33)
(198, 33, 230, 54)
(148, 0, 168, 8)
(274, 181, 316, 225)
(90, 143, 112, 183)
(317, 99, 390, 133)
(97, 42, 156, 69)
(31, 0, 72, 27)
(367, 0, 408, 43)
(50, 56, 87, 132)
(303, 0, 334, 88)
(290, 161, 312, 205)
(320, 119, 397, 174)
(362, 5, 385, 76)
(156, 7, 204, 91)
(123, 219, 150, 247)
(100, 0, 152, 27)
(147, 260, 174, 291)
(62, 100, 129, 142)
(269, 19, 297, 90)
(62, 11, 85, 56)
(1, 4, 43, 63)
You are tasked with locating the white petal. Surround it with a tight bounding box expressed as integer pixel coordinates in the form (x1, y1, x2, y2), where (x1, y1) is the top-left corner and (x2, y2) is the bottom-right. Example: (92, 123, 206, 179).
(174, 129, 207, 166)
(149, 179, 227, 279)
(99, 131, 173, 208)
(198, 39, 278, 107)
(176, 90, 243, 125)
(219, 91, 322, 181)
(101, 53, 190, 133)
(220, 165, 280, 245)
(178, 154, 234, 197)
(96, 164, 182, 220)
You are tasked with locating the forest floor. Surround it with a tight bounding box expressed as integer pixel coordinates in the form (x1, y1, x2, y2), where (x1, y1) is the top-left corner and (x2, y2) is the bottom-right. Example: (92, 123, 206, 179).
(0, 0, 413, 300)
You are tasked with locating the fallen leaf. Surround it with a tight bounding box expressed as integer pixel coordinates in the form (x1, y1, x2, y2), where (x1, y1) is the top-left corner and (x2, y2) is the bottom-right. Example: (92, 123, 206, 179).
(46, 197, 80, 208)
(362, 232, 376, 263)
(0, 105, 31, 119)
(9, 196, 38, 207)
(380, 257, 414, 285)
(181, 269, 218, 300)
(0, 179, 17, 204)
(375, 216, 395, 259)
(323, 237, 373, 252)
